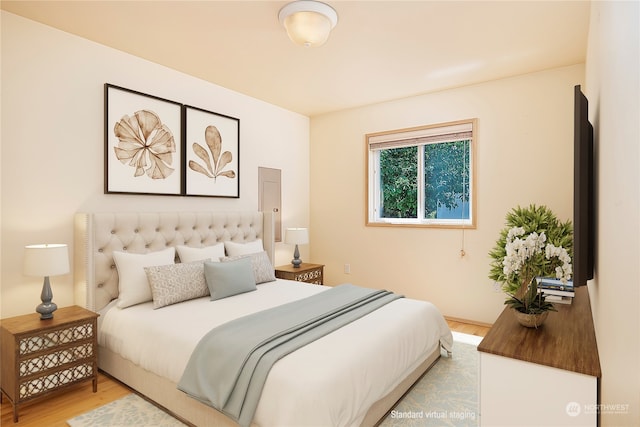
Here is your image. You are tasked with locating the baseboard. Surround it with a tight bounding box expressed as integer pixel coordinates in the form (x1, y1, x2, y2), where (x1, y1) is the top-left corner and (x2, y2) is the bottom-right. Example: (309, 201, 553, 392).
(444, 315, 493, 328)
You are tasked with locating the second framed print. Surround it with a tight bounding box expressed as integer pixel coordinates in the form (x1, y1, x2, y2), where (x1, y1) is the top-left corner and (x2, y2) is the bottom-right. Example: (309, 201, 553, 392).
(183, 105, 240, 198)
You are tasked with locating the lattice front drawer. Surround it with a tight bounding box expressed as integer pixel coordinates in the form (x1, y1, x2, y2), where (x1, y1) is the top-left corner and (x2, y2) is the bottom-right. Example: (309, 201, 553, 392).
(19, 342, 94, 376)
(294, 269, 322, 284)
(19, 363, 94, 399)
(19, 322, 94, 356)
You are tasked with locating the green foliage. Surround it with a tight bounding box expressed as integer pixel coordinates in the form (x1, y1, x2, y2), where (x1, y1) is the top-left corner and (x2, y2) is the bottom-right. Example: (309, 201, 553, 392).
(504, 280, 557, 314)
(379, 146, 418, 218)
(379, 140, 470, 219)
(424, 140, 470, 217)
(488, 204, 573, 314)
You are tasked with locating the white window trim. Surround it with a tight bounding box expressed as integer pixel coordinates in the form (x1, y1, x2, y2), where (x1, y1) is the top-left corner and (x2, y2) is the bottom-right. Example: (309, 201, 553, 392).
(366, 119, 477, 229)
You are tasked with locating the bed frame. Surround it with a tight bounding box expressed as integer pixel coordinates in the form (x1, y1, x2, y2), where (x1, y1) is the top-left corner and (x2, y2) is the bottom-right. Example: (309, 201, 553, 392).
(73, 211, 440, 426)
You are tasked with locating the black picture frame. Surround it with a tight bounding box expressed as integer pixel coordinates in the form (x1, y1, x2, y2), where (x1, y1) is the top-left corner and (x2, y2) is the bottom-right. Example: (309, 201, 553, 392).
(104, 84, 183, 196)
(183, 105, 240, 198)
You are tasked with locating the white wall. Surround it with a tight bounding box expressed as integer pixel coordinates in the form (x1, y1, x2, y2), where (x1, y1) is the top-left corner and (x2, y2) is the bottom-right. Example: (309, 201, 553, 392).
(585, 1, 640, 425)
(310, 65, 584, 324)
(0, 12, 310, 318)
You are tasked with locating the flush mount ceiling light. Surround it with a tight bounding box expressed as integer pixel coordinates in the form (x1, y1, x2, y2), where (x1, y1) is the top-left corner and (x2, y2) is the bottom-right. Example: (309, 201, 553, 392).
(278, 0, 338, 48)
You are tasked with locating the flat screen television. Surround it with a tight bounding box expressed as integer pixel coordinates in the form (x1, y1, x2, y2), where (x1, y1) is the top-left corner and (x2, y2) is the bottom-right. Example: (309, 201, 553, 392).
(573, 85, 594, 286)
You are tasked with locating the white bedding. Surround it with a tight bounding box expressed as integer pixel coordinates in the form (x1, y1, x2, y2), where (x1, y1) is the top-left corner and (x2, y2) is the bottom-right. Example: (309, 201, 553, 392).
(99, 279, 453, 427)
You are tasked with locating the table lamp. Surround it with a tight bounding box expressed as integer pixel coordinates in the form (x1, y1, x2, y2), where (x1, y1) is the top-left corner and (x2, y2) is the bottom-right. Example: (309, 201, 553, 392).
(285, 228, 309, 268)
(23, 243, 70, 319)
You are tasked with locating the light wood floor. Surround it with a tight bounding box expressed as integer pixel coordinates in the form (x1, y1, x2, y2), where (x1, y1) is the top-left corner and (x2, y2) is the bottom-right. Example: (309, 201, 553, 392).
(445, 317, 492, 337)
(1, 319, 490, 426)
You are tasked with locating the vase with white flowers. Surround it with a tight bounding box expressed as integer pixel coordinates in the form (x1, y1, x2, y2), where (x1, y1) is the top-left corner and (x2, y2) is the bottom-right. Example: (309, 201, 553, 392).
(488, 205, 573, 327)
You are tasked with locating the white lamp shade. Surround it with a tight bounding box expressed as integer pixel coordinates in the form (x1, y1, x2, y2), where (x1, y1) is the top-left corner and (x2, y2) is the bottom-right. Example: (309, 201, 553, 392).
(23, 244, 70, 277)
(279, 1, 338, 47)
(285, 228, 309, 245)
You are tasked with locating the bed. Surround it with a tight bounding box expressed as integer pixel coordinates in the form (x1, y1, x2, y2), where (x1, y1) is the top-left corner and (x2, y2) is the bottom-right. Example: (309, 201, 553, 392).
(74, 211, 453, 426)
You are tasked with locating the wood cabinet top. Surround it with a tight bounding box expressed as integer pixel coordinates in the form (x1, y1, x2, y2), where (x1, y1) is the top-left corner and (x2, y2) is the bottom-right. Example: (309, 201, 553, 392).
(1, 305, 98, 335)
(275, 263, 324, 273)
(477, 286, 601, 378)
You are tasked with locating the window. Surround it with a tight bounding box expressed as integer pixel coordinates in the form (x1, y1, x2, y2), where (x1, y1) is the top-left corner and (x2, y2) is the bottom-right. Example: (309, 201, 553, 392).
(366, 119, 476, 228)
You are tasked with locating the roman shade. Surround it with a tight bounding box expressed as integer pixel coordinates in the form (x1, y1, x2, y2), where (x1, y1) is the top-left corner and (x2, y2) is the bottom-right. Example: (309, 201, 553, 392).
(368, 121, 473, 151)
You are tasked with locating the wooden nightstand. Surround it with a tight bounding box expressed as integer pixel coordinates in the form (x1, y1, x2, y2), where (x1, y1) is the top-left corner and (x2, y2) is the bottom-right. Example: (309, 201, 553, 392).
(0, 305, 99, 422)
(275, 263, 324, 285)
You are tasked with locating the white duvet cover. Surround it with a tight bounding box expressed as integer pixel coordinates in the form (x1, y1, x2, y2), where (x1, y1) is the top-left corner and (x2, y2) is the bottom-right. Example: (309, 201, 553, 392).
(99, 280, 453, 427)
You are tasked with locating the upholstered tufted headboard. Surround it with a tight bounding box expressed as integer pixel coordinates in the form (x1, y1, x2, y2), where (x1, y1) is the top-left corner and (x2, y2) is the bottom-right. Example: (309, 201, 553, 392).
(74, 211, 275, 312)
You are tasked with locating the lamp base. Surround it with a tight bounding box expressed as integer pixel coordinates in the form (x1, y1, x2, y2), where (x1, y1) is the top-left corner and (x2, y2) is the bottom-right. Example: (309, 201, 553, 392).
(36, 302, 57, 320)
(291, 244, 302, 268)
(37, 276, 57, 320)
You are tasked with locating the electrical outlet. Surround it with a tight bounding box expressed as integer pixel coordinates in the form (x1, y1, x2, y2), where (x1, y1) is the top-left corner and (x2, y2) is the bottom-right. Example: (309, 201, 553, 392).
(344, 264, 351, 274)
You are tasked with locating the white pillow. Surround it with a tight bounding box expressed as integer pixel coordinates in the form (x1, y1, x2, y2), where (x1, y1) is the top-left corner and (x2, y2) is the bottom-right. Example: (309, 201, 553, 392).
(176, 243, 225, 263)
(113, 247, 176, 308)
(224, 239, 263, 257)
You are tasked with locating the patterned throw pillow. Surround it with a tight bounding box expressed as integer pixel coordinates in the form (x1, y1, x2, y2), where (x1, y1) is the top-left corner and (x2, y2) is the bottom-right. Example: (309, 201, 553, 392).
(221, 251, 276, 284)
(144, 262, 209, 309)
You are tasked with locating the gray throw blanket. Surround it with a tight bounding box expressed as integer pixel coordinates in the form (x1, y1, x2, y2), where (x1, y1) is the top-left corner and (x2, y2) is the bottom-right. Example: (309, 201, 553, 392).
(177, 284, 403, 427)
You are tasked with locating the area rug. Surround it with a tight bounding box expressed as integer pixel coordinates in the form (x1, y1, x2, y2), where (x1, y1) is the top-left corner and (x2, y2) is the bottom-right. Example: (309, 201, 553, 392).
(66, 393, 187, 427)
(379, 331, 481, 427)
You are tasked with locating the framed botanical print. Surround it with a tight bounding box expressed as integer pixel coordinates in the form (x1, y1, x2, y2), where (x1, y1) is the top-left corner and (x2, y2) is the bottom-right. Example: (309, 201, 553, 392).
(183, 105, 240, 198)
(104, 84, 183, 195)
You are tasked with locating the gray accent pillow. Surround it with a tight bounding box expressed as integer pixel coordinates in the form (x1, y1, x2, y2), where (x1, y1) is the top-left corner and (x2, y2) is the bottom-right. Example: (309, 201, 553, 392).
(144, 262, 209, 309)
(222, 251, 276, 284)
(204, 257, 257, 301)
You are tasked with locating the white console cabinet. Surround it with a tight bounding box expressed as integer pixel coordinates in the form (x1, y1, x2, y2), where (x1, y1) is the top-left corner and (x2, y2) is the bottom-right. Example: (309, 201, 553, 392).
(478, 286, 601, 427)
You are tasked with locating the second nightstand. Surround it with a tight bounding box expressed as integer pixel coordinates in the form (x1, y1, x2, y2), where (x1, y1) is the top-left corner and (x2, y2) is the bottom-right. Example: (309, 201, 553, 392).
(275, 263, 324, 285)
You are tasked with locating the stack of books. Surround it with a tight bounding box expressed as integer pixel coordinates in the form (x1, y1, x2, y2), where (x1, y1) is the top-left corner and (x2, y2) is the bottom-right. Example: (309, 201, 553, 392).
(537, 277, 574, 305)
